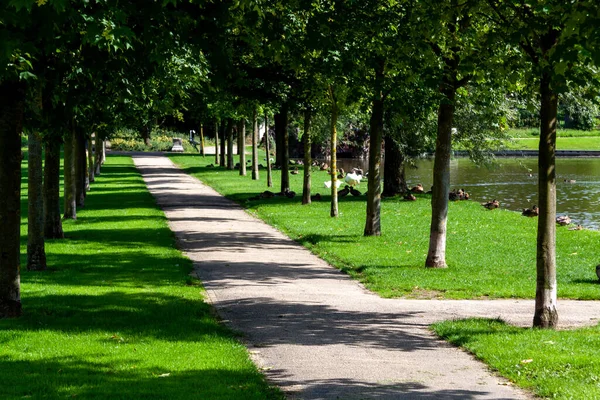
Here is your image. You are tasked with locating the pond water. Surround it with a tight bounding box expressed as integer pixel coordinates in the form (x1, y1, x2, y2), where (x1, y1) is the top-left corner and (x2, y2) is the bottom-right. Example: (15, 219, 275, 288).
(332, 157, 600, 230)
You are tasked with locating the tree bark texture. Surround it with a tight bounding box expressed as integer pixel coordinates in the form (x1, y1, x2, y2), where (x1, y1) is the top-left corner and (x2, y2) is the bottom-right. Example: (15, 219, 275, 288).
(44, 138, 64, 239)
(0, 80, 25, 317)
(265, 114, 273, 188)
(274, 110, 284, 167)
(329, 87, 339, 217)
(251, 108, 259, 180)
(238, 120, 246, 176)
(426, 85, 455, 268)
(278, 103, 290, 193)
(75, 129, 86, 207)
(94, 134, 102, 175)
(219, 119, 226, 167)
(226, 118, 234, 170)
(214, 121, 220, 165)
(364, 95, 384, 236)
(27, 130, 47, 271)
(302, 109, 312, 205)
(382, 135, 408, 196)
(63, 124, 77, 220)
(88, 135, 94, 183)
(533, 71, 559, 328)
(199, 124, 205, 156)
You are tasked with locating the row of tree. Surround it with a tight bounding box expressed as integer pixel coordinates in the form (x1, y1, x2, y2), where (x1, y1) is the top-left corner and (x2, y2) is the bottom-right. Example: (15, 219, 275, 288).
(2, 0, 600, 328)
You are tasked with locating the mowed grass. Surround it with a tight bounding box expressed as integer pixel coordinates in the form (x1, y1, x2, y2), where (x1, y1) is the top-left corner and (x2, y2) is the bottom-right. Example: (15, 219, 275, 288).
(169, 154, 600, 300)
(3, 155, 280, 400)
(506, 128, 600, 150)
(432, 318, 600, 399)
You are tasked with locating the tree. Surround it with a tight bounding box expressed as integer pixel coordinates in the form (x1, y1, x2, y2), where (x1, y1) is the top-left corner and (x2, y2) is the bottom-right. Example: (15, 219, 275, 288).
(487, 0, 600, 328)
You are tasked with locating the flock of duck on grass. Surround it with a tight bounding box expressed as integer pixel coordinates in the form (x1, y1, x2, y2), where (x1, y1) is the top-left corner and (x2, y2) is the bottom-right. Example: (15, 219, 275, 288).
(241, 162, 582, 230)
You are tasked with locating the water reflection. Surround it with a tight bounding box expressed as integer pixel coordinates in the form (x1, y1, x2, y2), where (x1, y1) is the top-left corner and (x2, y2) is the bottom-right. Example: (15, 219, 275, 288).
(331, 157, 600, 230)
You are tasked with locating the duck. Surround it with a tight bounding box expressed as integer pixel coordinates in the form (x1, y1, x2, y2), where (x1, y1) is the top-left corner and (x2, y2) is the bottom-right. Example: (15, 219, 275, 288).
(338, 185, 350, 197)
(481, 199, 500, 210)
(291, 167, 299, 175)
(522, 205, 540, 217)
(556, 215, 571, 226)
(350, 186, 362, 196)
(260, 190, 275, 199)
(411, 184, 425, 194)
(403, 193, 417, 201)
(284, 189, 296, 199)
(344, 172, 363, 187)
(320, 163, 329, 171)
(324, 180, 343, 189)
(337, 168, 345, 179)
(311, 193, 322, 201)
(564, 179, 576, 183)
(569, 224, 583, 231)
(352, 167, 364, 176)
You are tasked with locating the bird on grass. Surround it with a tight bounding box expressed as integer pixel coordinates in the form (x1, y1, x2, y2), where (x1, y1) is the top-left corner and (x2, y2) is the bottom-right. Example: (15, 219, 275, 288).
(324, 180, 343, 189)
(403, 193, 417, 201)
(411, 184, 424, 194)
(350, 186, 362, 196)
(291, 167, 299, 175)
(556, 215, 571, 226)
(481, 199, 500, 210)
(311, 193, 322, 201)
(344, 172, 363, 187)
(522, 205, 539, 217)
(338, 185, 350, 197)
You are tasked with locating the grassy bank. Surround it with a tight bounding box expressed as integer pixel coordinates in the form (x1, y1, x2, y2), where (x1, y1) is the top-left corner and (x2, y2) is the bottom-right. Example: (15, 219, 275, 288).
(506, 128, 600, 150)
(432, 318, 600, 399)
(169, 154, 600, 300)
(3, 155, 280, 400)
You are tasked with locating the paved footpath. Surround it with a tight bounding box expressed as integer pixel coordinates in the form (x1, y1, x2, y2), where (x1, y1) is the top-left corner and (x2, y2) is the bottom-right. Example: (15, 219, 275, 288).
(133, 155, 598, 400)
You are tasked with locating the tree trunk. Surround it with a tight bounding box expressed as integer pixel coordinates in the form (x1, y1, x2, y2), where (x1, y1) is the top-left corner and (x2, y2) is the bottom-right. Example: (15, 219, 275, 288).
(219, 119, 226, 167)
(101, 140, 106, 164)
(252, 108, 259, 180)
(27, 130, 47, 271)
(279, 103, 290, 193)
(274, 110, 284, 167)
(141, 126, 151, 146)
(265, 113, 273, 188)
(214, 121, 220, 165)
(382, 135, 407, 196)
(199, 124, 205, 156)
(226, 118, 234, 170)
(364, 93, 384, 236)
(44, 138, 64, 239)
(0, 80, 25, 317)
(94, 133, 102, 175)
(426, 85, 455, 268)
(238, 120, 246, 176)
(302, 108, 312, 205)
(63, 124, 77, 220)
(533, 71, 559, 328)
(75, 129, 86, 207)
(329, 86, 339, 217)
(88, 135, 94, 183)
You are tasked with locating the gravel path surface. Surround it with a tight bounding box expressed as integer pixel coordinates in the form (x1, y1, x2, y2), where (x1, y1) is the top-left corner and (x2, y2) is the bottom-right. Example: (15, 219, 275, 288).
(133, 155, 599, 400)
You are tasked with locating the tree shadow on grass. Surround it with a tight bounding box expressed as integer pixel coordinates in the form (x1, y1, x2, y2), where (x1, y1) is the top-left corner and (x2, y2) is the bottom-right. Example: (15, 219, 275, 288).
(0, 356, 280, 400)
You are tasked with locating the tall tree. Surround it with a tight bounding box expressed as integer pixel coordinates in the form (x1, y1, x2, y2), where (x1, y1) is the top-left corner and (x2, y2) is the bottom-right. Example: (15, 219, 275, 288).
(301, 108, 312, 205)
(251, 107, 259, 180)
(487, 0, 600, 328)
(238, 119, 247, 176)
(27, 129, 47, 270)
(0, 81, 26, 317)
(44, 137, 64, 239)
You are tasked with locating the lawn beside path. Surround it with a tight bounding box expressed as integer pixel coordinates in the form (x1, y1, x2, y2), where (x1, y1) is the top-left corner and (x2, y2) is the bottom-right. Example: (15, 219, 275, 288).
(168, 153, 600, 300)
(1, 155, 281, 400)
(169, 153, 600, 400)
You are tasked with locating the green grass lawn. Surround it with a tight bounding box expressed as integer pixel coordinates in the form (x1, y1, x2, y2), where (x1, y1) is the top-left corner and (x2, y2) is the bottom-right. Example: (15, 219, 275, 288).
(507, 128, 600, 138)
(432, 318, 600, 399)
(169, 154, 600, 300)
(2, 155, 280, 400)
(505, 128, 600, 150)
